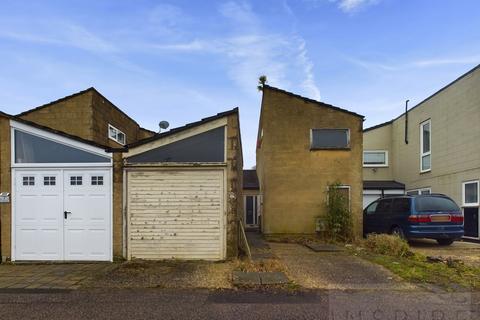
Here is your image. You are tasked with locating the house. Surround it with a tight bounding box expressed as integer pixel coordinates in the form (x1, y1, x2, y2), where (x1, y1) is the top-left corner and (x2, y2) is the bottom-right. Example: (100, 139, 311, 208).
(242, 169, 261, 228)
(256, 85, 364, 237)
(363, 64, 480, 240)
(0, 88, 242, 262)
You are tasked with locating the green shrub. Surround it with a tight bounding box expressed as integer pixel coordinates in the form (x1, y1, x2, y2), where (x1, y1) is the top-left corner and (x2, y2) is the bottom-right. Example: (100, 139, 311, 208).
(363, 234, 411, 257)
(324, 182, 353, 242)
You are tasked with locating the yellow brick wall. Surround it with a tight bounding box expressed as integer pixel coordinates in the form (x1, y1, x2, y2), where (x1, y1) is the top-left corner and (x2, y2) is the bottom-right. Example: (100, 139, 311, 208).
(257, 88, 364, 237)
(0, 116, 12, 260)
(226, 113, 243, 258)
(20, 91, 95, 141)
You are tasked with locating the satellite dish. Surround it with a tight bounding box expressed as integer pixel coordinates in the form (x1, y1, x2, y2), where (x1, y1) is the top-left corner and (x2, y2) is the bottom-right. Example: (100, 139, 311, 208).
(159, 121, 170, 132)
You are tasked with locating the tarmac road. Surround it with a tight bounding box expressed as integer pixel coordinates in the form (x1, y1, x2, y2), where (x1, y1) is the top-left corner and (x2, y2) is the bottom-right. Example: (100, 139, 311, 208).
(0, 288, 477, 320)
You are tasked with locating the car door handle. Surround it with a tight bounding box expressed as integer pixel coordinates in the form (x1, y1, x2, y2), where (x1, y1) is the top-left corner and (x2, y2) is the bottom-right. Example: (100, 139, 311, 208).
(64, 211, 72, 219)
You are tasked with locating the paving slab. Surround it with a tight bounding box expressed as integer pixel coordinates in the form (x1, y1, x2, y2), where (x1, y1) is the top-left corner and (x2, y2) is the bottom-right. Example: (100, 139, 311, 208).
(232, 271, 261, 286)
(260, 272, 289, 285)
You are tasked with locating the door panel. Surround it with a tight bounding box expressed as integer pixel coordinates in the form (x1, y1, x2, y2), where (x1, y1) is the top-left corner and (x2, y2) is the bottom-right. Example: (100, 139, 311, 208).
(63, 170, 111, 261)
(464, 207, 479, 238)
(246, 196, 254, 225)
(15, 170, 63, 260)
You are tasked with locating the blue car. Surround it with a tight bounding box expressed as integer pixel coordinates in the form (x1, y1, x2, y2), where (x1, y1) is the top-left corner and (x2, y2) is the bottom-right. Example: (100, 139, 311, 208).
(363, 194, 464, 245)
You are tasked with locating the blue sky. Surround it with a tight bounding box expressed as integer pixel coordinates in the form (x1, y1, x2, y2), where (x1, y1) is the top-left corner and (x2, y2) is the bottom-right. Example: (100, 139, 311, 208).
(1, 0, 479, 167)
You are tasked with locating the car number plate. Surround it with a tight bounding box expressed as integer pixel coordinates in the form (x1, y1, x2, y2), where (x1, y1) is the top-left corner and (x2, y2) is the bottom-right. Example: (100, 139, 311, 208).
(430, 215, 451, 222)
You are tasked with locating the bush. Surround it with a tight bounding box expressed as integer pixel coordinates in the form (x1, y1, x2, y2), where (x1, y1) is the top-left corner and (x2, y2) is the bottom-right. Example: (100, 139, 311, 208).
(363, 234, 411, 258)
(324, 182, 353, 242)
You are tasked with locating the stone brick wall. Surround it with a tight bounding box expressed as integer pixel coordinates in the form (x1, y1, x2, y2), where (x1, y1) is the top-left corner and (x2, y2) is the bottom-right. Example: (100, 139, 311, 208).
(0, 116, 12, 260)
(20, 91, 95, 141)
(257, 87, 364, 238)
(226, 113, 243, 258)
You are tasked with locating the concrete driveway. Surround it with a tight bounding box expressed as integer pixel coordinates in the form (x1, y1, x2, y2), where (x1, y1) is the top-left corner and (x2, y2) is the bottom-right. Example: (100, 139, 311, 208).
(409, 239, 480, 267)
(269, 243, 415, 290)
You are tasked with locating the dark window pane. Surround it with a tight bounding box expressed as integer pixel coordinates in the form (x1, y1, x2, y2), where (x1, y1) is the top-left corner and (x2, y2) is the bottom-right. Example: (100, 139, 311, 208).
(375, 199, 392, 214)
(15, 130, 110, 163)
(464, 182, 478, 204)
(392, 198, 411, 213)
(415, 197, 460, 212)
(311, 129, 349, 149)
(422, 122, 430, 153)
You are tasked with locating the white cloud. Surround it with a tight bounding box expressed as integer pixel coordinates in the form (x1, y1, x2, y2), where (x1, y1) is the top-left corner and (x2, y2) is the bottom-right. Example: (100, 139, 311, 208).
(335, 0, 380, 13)
(305, 0, 381, 13)
(144, 1, 321, 99)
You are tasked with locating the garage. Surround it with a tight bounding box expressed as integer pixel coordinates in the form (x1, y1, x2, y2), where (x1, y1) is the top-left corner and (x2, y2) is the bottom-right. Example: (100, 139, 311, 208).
(11, 121, 113, 261)
(127, 169, 224, 260)
(124, 109, 242, 260)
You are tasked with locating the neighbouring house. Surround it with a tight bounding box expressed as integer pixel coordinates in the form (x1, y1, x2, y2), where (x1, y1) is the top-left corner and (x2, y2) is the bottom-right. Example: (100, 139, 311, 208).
(363, 64, 480, 240)
(0, 88, 242, 262)
(256, 85, 364, 237)
(242, 169, 261, 228)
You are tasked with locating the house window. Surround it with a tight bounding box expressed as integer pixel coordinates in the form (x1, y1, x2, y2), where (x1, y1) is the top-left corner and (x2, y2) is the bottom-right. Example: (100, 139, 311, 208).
(463, 180, 479, 206)
(311, 129, 350, 150)
(108, 124, 126, 145)
(420, 120, 431, 172)
(70, 176, 82, 186)
(43, 176, 56, 186)
(91, 176, 104, 186)
(406, 188, 431, 196)
(22, 176, 35, 186)
(363, 150, 388, 167)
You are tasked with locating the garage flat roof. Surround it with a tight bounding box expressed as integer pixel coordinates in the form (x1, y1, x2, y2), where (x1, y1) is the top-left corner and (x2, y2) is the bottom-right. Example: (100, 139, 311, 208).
(363, 180, 405, 190)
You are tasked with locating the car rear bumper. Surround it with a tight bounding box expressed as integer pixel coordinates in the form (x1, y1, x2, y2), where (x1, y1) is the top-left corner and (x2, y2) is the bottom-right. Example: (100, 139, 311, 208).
(407, 229, 464, 240)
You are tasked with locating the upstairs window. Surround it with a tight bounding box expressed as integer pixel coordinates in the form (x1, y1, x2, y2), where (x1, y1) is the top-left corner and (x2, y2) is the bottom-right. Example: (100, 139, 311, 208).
(108, 124, 126, 145)
(420, 119, 431, 172)
(363, 150, 388, 167)
(311, 129, 350, 150)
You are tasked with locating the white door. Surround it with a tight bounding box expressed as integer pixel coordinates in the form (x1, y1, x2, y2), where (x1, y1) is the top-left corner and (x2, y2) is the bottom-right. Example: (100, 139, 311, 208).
(128, 169, 225, 260)
(14, 169, 111, 261)
(15, 170, 63, 260)
(63, 170, 111, 261)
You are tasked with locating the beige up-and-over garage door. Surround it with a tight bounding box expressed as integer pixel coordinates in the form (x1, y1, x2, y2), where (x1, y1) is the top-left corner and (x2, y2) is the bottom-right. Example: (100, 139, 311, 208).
(127, 169, 225, 260)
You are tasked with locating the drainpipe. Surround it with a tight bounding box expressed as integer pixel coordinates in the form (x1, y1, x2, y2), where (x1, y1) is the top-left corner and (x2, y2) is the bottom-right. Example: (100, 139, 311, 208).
(405, 100, 409, 144)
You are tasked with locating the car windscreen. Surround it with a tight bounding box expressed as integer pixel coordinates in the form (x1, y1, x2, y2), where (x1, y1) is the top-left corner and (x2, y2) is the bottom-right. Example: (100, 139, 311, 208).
(414, 197, 460, 212)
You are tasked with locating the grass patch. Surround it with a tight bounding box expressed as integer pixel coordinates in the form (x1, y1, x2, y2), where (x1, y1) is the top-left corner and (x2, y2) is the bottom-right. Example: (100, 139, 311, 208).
(350, 236, 480, 291)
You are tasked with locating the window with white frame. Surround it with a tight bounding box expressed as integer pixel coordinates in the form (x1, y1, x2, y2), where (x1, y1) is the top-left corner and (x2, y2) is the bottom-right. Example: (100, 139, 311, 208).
(420, 119, 431, 172)
(108, 124, 126, 145)
(406, 188, 431, 196)
(363, 150, 388, 167)
(462, 180, 479, 206)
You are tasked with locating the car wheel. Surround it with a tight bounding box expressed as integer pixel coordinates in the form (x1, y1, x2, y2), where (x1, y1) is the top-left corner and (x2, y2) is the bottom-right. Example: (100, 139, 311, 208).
(437, 239, 454, 246)
(391, 226, 405, 239)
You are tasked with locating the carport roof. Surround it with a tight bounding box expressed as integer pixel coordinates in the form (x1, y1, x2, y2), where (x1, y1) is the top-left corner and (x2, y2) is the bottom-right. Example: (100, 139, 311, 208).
(363, 180, 405, 190)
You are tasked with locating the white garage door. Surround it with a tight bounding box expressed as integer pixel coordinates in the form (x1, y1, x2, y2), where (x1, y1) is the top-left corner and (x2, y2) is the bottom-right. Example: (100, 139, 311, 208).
(127, 169, 224, 260)
(363, 192, 381, 209)
(14, 169, 111, 261)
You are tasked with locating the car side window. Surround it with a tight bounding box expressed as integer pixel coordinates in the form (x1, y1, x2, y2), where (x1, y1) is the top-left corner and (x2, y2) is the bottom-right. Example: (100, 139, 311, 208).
(375, 199, 392, 214)
(366, 202, 378, 215)
(392, 198, 411, 213)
